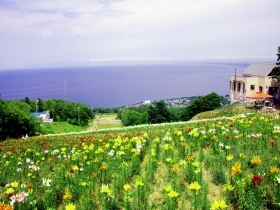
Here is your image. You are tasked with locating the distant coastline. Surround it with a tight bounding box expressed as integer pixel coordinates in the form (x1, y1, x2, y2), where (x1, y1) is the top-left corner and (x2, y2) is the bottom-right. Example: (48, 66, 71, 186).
(0, 63, 247, 108)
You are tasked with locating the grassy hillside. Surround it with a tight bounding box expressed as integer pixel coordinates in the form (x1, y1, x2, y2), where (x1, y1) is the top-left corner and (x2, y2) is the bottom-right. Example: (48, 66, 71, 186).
(40, 122, 85, 134)
(86, 114, 123, 131)
(191, 104, 255, 120)
(40, 114, 122, 134)
(1, 105, 279, 209)
(40, 105, 260, 135)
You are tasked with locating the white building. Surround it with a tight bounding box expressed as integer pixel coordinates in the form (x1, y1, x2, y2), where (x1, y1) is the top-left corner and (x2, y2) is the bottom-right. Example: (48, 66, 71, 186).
(229, 64, 279, 102)
(30, 110, 53, 123)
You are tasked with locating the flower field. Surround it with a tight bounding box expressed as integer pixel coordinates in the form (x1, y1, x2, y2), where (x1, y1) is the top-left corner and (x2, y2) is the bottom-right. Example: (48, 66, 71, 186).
(0, 113, 280, 209)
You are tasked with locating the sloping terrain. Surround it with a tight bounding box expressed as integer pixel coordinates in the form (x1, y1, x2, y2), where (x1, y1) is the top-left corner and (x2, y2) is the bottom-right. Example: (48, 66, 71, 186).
(86, 114, 123, 131)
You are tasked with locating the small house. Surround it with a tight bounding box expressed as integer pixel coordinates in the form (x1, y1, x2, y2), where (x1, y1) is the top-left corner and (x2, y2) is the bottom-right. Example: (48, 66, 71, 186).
(229, 64, 279, 102)
(30, 110, 53, 123)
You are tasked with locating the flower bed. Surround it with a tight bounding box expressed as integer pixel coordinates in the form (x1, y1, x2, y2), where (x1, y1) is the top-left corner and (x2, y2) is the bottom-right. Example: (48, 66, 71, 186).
(0, 113, 279, 209)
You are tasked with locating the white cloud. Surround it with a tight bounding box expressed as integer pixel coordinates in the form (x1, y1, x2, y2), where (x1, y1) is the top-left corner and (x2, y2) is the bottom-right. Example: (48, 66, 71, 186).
(0, 0, 279, 69)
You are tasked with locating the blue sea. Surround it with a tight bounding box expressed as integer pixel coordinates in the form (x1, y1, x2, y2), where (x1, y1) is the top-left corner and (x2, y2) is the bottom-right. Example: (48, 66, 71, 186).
(0, 63, 247, 108)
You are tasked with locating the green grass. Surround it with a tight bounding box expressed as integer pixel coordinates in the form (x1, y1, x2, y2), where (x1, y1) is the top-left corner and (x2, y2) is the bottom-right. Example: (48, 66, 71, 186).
(40, 122, 85, 134)
(98, 113, 118, 120)
(40, 114, 122, 135)
(191, 104, 256, 120)
(97, 124, 123, 129)
(93, 113, 123, 130)
(40, 105, 276, 135)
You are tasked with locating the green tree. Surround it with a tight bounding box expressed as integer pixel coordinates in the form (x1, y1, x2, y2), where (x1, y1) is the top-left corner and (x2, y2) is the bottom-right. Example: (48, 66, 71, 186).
(122, 110, 140, 126)
(169, 108, 182, 121)
(29, 99, 94, 126)
(119, 109, 148, 126)
(181, 97, 202, 121)
(37, 98, 44, 112)
(199, 92, 221, 111)
(268, 46, 280, 81)
(92, 107, 119, 114)
(44, 99, 56, 118)
(0, 99, 39, 140)
(23, 96, 30, 105)
(181, 92, 221, 121)
(7, 100, 31, 114)
(0, 99, 9, 139)
(147, 100, 171, 124)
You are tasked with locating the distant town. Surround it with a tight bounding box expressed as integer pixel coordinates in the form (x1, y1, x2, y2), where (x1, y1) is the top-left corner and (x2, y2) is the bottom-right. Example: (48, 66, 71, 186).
(124, 97, 191, 108)
(123, 95, 230, 109)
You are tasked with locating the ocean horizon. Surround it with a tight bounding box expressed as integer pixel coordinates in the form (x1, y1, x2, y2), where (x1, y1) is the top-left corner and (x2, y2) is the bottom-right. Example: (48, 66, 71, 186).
(0, 63, 248, 108)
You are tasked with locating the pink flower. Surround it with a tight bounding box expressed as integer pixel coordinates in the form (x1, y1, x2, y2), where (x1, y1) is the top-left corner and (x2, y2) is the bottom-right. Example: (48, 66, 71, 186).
(10, 192, 29, 206)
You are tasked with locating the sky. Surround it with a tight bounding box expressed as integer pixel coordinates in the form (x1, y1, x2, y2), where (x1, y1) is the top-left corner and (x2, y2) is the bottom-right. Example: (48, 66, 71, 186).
(0, 0, 279, 70)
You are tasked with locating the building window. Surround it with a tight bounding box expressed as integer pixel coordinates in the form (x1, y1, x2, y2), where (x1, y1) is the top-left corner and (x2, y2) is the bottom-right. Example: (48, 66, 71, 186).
(259, 86, 263, 93)
(233, 82, 236, 90)
(238, 83, 241, 92)
(230, 81, 232, 90)
(251, 85, 255, 90)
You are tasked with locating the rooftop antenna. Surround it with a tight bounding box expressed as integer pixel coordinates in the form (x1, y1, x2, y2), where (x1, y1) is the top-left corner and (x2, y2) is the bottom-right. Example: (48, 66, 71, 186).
(78, 107, 80, 125)
(234, 68, 237, 99)
(36, 99, 38, 117)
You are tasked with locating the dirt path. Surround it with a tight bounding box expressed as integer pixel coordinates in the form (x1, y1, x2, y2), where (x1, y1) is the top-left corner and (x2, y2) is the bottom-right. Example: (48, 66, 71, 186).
(86, 114, 122, 131)
(86, 116, 99, 131)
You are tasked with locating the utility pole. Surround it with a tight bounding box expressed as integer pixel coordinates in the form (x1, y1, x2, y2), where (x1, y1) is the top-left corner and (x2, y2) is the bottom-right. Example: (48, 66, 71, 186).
(78, 107, 80, 125)
(64, 79, 68, 102)
(36, 99, 38, 119)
